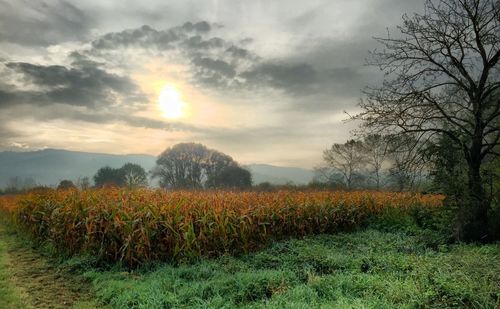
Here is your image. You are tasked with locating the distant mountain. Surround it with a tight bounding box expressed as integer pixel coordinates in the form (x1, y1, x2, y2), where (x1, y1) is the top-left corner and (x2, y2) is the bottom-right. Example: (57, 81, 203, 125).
(245, 164, 314, 185)
(0, 149, 156, 188)
(0, 149, 314, 188)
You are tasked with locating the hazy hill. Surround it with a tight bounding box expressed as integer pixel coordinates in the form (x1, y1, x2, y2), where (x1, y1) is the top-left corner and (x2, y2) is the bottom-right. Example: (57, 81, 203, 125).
(245, 164, 314, 185)
(0, 149, 156, 188)
(0, 149, 314, 187)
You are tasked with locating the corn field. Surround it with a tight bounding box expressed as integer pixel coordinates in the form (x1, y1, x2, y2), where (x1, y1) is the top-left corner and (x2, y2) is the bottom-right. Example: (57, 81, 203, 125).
(0, 189, 443, 266)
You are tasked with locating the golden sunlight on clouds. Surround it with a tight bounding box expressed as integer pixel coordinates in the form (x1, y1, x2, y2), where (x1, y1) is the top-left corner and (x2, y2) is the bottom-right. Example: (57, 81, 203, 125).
(132, 62, 233, 128)
(158, 84, 185, 119)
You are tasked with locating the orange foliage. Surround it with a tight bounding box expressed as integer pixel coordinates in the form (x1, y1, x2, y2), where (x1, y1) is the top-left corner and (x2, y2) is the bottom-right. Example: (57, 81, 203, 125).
(0, 189, 444, 266)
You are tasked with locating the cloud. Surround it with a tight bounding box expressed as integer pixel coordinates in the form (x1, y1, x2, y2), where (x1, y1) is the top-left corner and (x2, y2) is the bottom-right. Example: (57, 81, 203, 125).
(0, 19, 372, 134)
(192, 57, 236, 78)
(84, 23, 254, 89)
(0, 91, 207, 134)
(0, 0, 93, 46)
(3, 60, 145, 108)
(0, 0, 423, 166)
(225, 46, 252, 59)
(0, 90, 20, 107)
(89, 22, 215, 51)
(0, 125, 21, 140)
(85, 22, 367, 101)
(240, 62, 317, 95)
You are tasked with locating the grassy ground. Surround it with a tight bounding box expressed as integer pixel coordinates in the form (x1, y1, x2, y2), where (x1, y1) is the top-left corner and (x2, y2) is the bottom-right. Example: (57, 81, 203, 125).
(0, 222, 100, 309)
(83, 229, 499, 308)
(1, 219, 499, 308)
(0, 227, 26, 309)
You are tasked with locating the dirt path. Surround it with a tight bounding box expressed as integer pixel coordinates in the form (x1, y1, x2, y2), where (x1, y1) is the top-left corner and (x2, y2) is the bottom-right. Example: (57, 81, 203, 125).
(0, 223, 98, 308)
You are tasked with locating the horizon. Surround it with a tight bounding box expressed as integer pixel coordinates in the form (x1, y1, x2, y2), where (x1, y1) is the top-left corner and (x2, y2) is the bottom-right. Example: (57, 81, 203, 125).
(0, 147, 317, 169)
(0, 147, 317, 188)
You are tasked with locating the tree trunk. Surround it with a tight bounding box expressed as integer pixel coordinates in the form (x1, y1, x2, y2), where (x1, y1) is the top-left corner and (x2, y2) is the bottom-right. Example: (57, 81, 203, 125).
(461, 142, 490, 242)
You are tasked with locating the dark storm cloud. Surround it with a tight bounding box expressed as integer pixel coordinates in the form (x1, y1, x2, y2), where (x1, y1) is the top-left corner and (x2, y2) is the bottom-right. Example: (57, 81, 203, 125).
(0, 0, 93, 46)
(3, 61, 145, 108)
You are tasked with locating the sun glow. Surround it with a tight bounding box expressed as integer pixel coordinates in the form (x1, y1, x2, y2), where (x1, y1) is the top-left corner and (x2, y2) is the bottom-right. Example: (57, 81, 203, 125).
(158, 85, 185, 119)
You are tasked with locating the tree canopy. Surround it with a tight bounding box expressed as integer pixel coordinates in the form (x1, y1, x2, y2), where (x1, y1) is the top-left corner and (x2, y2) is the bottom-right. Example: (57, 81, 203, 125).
(57, 180, 76, 190)
(357, 0, 499, 241)
(94, 163, 148, 188)
(206, 165, 252, 189)
(151, 143, 249, 189)
(121, 163, 148, 187)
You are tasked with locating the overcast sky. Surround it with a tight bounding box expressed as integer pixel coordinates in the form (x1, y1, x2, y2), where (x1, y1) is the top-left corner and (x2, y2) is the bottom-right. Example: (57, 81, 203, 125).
(0, 0, 423, 168)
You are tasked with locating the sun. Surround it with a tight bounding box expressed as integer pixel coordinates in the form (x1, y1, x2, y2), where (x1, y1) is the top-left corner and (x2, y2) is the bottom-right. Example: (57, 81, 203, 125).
(158, 85, 185, 119)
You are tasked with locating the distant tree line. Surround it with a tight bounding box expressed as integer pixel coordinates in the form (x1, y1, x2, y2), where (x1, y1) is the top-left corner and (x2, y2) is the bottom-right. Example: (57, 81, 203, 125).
(0, 176, 38, 194)
(88, 143, 252, 190)
(316, 134, 428, 192)
(0, 143, 254, 193)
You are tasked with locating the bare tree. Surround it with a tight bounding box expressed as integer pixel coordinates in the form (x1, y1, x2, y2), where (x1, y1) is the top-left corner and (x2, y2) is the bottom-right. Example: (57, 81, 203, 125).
(6, 176, 37, 192)
(152, 143, 207, 189)
(356, 0, 500, 240)
(76, 176, 91, 190)
(323, 140, 366, 190)
(387, 135, 428, 192)
(204, 149, 236, 183)
(362, 134, 390, 189)
(151, 143, 238, 189)
(312, 166, 345, 187)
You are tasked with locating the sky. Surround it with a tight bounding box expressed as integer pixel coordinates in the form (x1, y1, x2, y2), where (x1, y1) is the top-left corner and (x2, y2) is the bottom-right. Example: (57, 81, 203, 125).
(0, 0, 423, 168)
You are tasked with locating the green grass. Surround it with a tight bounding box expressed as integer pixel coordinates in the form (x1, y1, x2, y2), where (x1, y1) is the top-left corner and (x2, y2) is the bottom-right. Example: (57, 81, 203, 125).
(0, 222, 101, 309)
(0, 226, 27, 308)
(2, 206, 499, 308)
(83, 229, 500, 308)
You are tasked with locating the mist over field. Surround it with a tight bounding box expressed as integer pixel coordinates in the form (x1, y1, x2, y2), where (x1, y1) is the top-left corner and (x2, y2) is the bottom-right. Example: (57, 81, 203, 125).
(0, 149, 314, 188)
